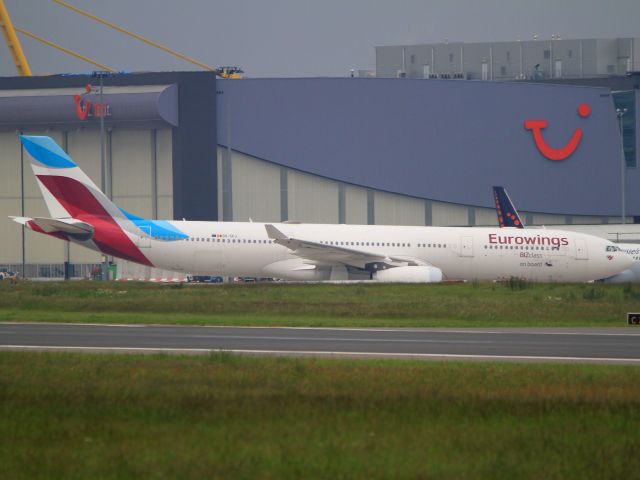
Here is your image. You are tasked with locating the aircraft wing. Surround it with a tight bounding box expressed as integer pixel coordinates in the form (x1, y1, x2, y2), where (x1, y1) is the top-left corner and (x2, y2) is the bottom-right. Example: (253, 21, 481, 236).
(265, 224, 428, 269)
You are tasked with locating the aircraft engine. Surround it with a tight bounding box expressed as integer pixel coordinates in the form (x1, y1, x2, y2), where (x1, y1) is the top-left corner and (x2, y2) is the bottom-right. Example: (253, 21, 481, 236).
(373, 266, 443, 283)
(262, 259, 330, 281)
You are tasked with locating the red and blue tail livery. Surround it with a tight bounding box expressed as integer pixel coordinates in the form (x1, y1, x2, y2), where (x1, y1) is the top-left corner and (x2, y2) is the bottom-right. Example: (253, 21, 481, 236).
(13, 135, 189, 266)
(9, 136, 634, 283)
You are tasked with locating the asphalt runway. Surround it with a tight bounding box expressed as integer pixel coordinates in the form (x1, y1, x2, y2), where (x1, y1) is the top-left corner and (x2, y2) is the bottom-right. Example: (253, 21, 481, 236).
(2, 323, 640, 364)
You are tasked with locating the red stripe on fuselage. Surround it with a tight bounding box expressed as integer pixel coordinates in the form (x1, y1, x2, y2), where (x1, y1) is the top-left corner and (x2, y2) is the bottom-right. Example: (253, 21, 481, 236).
(36, 175, 152, 266)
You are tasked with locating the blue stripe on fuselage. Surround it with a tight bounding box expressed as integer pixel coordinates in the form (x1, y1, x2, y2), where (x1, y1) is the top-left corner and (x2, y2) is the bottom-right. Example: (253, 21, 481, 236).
(120, 208, 188, 241)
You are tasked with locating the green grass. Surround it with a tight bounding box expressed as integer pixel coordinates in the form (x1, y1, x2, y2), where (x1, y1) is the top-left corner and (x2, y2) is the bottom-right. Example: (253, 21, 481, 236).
(0, 352, 639, 479)
(1, 280, 639, 327)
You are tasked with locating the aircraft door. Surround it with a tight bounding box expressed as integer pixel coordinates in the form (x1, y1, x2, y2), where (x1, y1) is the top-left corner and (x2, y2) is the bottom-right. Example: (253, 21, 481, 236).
(460, 236, 473, 257)
(575, 239, 588, 260)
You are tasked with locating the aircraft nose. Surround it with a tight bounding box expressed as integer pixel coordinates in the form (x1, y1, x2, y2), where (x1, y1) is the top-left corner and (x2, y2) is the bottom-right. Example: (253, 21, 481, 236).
(619, 251, 635, 270)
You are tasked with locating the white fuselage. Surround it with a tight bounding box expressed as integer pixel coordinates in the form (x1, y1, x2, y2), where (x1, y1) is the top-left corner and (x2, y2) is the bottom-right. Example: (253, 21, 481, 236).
(75, 222, 633, 283)
(603, 243, 640, 283)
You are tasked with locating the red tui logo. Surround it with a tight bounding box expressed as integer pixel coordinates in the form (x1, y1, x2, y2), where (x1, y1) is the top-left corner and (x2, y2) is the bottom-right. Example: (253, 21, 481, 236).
(72, 84, 110, 121)
(524, 103, 590, 161)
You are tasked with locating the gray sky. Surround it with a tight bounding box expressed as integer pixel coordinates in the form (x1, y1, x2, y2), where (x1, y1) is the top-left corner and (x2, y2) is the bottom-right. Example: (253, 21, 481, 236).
(1, 0, 639, 78)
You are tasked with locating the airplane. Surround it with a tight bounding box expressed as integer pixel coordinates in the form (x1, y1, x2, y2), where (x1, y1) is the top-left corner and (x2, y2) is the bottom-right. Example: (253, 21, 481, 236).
(9, 136, 634, 283)
(493, 185, 640, 283)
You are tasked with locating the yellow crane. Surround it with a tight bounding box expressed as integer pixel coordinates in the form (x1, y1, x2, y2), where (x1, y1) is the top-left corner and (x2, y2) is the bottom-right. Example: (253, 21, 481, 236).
(215, 66, 244, 79)
(15, 27, 115, 72)
(53, 0, 243, 78)
(1, 0, 243, 78)
(0, 0, 31, 75)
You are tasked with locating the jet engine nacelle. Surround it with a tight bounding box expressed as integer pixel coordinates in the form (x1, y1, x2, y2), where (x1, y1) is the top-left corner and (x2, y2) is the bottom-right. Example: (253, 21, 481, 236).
(262, 259, 330, 281)
(373, 266, 443, 283)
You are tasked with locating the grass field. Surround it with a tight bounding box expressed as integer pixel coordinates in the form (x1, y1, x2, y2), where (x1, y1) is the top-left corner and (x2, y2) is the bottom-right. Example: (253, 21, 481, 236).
(1, 280, 639, 327)
(0, 351, 638, 479)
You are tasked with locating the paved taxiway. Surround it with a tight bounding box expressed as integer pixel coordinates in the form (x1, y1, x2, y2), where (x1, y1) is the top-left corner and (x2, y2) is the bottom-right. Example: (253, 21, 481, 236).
(1, 323, 640, 363)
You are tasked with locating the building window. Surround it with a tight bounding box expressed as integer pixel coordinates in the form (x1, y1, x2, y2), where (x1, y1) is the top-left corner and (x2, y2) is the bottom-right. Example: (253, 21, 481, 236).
(506, 51, 511, 62)
(607, 65, 615, 74)
(543, 50, 550, 59)
(449, 53, 454, 63)
(568, 49, 573, 59)
(500, 66, 507, 77)
(410, 54, 415, 64)
(613, 91, 637, 168)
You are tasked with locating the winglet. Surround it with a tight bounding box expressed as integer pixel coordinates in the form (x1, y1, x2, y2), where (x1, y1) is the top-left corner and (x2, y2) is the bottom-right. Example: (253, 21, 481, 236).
(265, 224, 288, 241)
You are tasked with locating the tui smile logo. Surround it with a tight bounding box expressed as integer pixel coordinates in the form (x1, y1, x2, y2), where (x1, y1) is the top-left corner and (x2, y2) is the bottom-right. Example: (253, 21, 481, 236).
(524, 103, 590, 161)
(72, 84, 111, 121)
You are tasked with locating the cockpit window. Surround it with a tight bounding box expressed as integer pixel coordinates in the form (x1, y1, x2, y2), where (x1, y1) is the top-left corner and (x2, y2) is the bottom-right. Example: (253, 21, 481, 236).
(606, 245, 621, 252)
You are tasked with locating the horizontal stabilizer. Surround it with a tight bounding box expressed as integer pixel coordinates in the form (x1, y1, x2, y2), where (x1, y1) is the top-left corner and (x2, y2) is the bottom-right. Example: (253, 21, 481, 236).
(10, 216, 94, 239)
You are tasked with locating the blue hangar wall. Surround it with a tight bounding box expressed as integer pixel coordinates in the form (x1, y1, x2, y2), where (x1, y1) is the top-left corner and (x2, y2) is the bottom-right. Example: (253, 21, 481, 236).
(217, 78, 635, 217)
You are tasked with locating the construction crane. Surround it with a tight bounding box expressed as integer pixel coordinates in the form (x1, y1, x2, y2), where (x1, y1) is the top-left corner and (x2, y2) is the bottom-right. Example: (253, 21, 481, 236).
(0, 0, 31, 75)
(15, 27, 115, 72)
(53, 0, 243, 78)
(1, 0, 243, 78)
(215, 66, 244, 79)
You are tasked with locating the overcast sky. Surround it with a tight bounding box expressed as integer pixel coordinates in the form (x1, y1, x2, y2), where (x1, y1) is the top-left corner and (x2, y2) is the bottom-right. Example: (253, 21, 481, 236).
(1, 0, 639, 78)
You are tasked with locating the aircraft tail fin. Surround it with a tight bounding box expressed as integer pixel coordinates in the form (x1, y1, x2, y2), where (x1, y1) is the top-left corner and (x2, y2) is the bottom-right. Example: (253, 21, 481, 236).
(493, 186, 525, 228)
(20, 135, 128, 222)
(19, 135, 156, 265)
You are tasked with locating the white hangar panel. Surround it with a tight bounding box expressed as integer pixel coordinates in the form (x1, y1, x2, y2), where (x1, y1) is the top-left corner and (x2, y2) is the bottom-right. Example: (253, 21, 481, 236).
(0, 132, 21, 263)
(531, 213, 567, 225)
(432, 202, 469, 226)
(474, 207, 499, 226)
(231, 150, 280, 222)
(67, 129, 102, 189)
(156, 129, 173, 219)
(344, 185, 367, 225)
(111, 129, 153, 218)
(0, 131, 20, 197)
(0, 199, 21, 263)
(374, 191, 424, 226)
(287, 170, 339, 224)
(23, 198, 64, 264)
(572, 215, 607, 225)
(68, 241, 101, 264)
